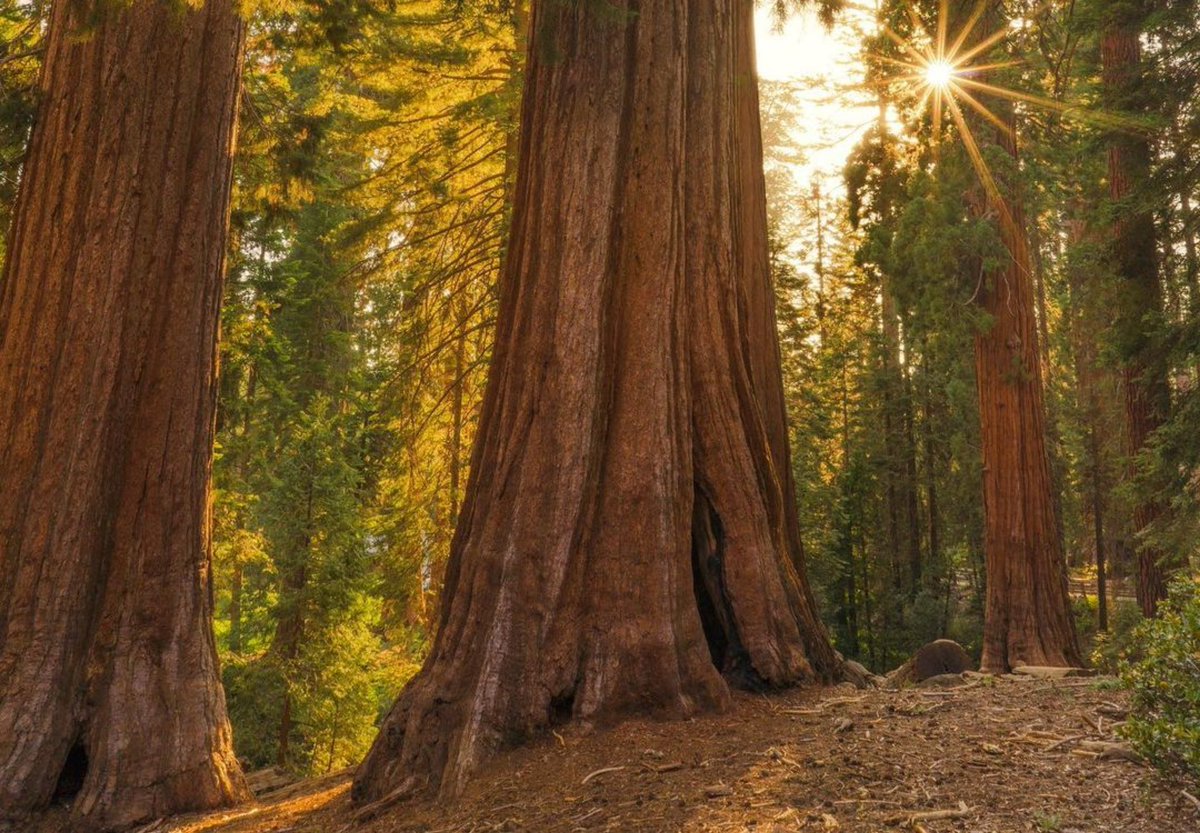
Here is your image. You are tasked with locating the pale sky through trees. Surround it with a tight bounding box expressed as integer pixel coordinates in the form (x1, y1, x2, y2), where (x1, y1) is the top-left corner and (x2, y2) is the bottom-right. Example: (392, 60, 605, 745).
(754, 4, 882, 198)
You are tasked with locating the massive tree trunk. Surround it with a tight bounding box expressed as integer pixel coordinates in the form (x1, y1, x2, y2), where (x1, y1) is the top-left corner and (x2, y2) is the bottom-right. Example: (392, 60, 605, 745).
(965, 4, 1080, 673)
(0, 1, 248, 829)
(973, 182, 1081, 671)
(973, 138, 1081, 671)
(353, 0, 837, 803)
(1101, 16, 1173, 618)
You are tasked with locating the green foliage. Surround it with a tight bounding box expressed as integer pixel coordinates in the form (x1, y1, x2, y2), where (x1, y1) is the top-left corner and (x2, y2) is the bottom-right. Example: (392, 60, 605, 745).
(1120, 579, 1200, 786)
(1034, 812, 1063, 832)
(224, 604, 420, 773)
(211, 0, 515, 774)
(0, 0, 40, 259)
(1087, 600, 1145, 674)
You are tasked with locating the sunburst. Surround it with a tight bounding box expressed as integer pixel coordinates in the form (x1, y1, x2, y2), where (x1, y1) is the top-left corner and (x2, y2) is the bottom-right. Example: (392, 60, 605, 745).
(876, 0, 1145, 221)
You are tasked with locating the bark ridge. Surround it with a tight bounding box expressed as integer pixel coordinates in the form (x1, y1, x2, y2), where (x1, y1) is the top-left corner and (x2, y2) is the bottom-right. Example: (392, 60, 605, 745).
(352, 0, 838, 804)
(0, 1, 249, 829)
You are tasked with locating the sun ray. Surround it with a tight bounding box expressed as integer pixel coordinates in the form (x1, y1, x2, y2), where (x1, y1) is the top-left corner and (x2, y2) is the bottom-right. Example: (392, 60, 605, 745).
(879, 0, 1153, 187)
(952, 76, 1147, 132)
(877, 54, 931, 74)
(883, 26, 935, 66)
(932, 86, 943, 144)
(942, 89, 1011, 225)
(876, 0, 1154, 212)
(948, 81, 1016, 140)
(917, 85, 936, 124)
(936, 0, 949, 59)
(961, 59, 1024, 74)
(946, 0, 991, 62)
(952, 25, 1015, 67)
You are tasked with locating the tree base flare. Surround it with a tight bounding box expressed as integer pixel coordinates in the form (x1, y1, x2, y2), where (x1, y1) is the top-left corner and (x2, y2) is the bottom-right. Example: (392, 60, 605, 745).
(352, 0, 838, 805)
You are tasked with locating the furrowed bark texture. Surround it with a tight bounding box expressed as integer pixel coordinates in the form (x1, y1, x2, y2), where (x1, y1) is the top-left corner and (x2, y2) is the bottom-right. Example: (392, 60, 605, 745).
(974, 181, 1081, 672)
(0, 1, 248, 829)
(353, 0, 837, 803)
(1101, 20, 1173, 617)
(968, 3, 1080, 674)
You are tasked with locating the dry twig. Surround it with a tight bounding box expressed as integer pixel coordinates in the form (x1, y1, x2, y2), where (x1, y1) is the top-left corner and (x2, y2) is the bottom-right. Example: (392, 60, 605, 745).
(1180, 790, 1200, 814)
(581, 765, 626, 785)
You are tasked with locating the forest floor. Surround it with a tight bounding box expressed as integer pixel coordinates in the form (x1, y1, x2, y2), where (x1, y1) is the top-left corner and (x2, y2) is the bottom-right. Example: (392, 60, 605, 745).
(133, 676, 1200, 833)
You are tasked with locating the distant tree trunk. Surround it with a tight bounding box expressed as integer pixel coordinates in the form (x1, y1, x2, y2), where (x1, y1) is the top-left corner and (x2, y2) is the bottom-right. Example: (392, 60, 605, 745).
(1067, 217, 1112, 632)
(1093, 482, 1109, 632)
(967, 2, 1081, 672)
(881, 291, 922, 594)
(1070, 218, 1113, 638)
(919, 338, 942, 573)
(352, 0, 837, 803)
(447, 295, 468, 524)
(1029, 218, 1069, 561)
(272, 479, 314, 769)
(1102, 17, 1173, 617)
(230, 563, 246, 653)
(228, 369, 257, 656)
(0, 0, 248, 829)
(1181, 192, 1198, 307)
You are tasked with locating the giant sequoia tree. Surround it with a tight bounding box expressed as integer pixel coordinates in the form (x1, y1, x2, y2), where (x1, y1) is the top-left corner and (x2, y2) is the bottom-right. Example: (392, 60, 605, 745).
(1101, 2, 1173, 617)
(0, 0, 248, 828)
(353, 0, 839, 803)
(973, 167, 1081, 672)
(961, 1, 1081, 673)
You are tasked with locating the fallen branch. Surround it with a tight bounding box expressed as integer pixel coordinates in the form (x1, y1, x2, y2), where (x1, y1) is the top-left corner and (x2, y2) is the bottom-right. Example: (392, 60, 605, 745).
(581, 765, 626, 785)
(781, 695, 867, 716)
(822, 696, 868, 708)
(351, 776, 419, 824)
(1182, 790, 1200, 814)
(887, 801, 971, 827)
(642, 761, 685, 774)
(704, 783, 734, 799)
(1043, 734, 1085, 752)
(245, 765, 296, 795)
(1078, 740, 1141, 763)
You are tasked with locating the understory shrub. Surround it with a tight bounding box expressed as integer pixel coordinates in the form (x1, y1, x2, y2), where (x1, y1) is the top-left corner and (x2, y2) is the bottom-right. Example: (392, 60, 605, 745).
(1119, 578, 1200, 786)
(1089, 600, 1145, 674)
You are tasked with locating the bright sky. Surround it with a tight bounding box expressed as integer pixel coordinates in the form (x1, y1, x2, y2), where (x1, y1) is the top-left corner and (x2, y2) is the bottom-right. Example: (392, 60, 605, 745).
(754, 4, 881, 197)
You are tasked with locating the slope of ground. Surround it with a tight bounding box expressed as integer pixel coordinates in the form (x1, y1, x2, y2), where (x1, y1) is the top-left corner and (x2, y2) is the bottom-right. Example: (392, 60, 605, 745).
(68, 676, 1200, 833)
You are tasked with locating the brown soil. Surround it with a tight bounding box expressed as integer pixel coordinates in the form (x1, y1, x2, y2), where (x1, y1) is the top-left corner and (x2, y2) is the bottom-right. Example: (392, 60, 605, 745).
(64, 676, 1200, 833)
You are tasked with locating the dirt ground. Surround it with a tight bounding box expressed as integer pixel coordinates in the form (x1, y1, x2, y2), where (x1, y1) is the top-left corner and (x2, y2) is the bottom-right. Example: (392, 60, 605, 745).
(104, 676, 1200, 833)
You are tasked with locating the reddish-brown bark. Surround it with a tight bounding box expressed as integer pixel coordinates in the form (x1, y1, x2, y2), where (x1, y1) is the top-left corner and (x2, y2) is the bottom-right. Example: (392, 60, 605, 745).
(0, 1, 248, 829)
(974, 170, 1081, 672)
(965, 3, 1080, 673)
(352, 0, 838, 804)
(974, 230, 1083, 669)
(1101, 20, 1173, 618)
